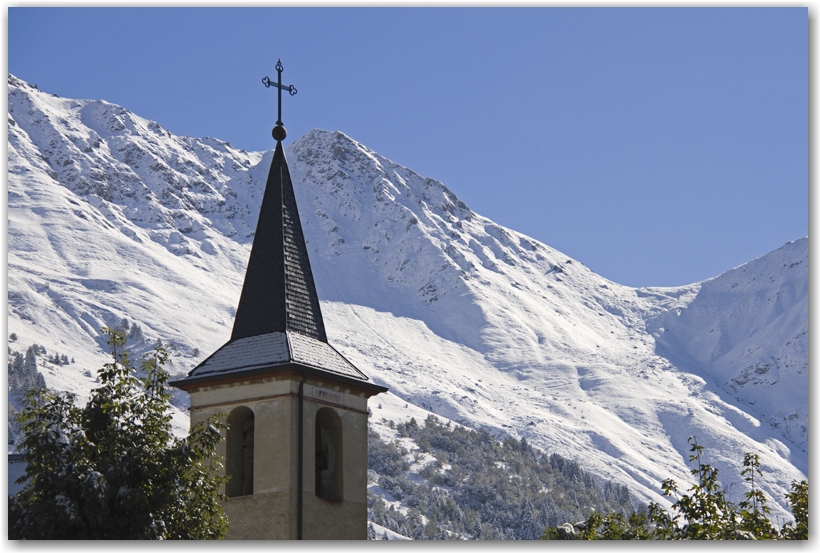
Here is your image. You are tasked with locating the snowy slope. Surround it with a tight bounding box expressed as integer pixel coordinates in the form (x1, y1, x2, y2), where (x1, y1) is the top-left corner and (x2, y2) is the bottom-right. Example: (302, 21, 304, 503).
(648, 238, 808, 454)
(6, 74, 807, 521)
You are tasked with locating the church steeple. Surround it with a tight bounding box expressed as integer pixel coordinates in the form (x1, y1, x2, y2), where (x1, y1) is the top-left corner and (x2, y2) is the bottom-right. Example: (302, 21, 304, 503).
(174, 59, 376, 386)
(171, 62, 385, 540)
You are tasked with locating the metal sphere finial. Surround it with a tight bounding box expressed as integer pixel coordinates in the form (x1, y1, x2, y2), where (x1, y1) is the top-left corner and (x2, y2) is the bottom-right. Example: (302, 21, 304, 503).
(272, 125, 287, 141)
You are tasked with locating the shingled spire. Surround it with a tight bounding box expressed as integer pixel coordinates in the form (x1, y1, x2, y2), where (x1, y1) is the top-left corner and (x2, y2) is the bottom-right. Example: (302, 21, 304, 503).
(173, 61, 384, 389)
(231, 141, 327, 342)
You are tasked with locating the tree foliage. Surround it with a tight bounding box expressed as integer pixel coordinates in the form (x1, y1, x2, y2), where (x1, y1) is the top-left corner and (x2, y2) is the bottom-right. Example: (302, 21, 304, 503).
(368, 415, 637, 539)
(780, 480, 808, 540)
(738, 452, 778, 539)
(9, 328, 228, 539)
(541, 437, 807, 540)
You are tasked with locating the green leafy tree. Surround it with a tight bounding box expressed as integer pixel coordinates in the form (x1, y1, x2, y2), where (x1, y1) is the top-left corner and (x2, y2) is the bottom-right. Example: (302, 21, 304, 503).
(542, 437, 807, 540)
(780, 480, 808, 540)
(9, 328, 228, 539)
(668, 437, 740, 539)
(738, 452, 778, 539)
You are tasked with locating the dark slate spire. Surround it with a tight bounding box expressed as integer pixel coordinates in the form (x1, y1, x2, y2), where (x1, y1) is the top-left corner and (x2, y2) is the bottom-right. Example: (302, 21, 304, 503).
(172, 60, 385, 393)
(231, 141, 327, 342)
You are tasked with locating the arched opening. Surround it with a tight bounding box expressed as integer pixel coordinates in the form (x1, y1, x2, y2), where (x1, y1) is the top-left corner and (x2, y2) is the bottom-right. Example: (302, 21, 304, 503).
(226, 406, 254, 497)
(315, 407, 343, 502)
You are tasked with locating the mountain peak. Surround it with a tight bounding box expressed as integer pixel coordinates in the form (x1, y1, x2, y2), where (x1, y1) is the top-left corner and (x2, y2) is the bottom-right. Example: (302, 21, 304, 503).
(7, 75, 807, 520)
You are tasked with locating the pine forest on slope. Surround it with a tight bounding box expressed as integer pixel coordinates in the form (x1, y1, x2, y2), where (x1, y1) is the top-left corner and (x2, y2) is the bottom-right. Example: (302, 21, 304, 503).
(7, 74, 808, 526)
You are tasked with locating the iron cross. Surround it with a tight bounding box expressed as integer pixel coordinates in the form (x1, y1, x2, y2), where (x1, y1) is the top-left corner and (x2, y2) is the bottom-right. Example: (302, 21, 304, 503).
(262, 59, 297, 132)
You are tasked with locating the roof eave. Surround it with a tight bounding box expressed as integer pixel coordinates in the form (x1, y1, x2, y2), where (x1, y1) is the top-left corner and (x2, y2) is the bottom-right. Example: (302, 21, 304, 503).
(170, 361, 388, 396)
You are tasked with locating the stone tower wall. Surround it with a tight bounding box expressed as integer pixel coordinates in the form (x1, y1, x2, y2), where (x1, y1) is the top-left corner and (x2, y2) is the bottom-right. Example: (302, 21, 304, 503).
(187, 373, 370, 539)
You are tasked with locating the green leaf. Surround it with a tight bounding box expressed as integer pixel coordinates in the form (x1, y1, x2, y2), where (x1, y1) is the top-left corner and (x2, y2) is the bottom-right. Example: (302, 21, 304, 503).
(9, 328, 228, 539)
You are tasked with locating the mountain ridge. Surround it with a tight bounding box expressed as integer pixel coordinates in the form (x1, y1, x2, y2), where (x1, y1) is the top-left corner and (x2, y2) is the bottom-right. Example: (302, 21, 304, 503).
(7, 73, 807, 521)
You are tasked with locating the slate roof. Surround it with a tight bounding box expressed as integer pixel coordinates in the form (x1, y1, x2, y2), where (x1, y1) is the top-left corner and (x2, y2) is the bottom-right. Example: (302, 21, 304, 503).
(231, 141, 327, 342)
(186, 331, 368, 382)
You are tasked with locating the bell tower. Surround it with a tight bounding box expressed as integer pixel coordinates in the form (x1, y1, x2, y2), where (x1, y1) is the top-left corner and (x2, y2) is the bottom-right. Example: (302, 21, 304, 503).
(171, 61, 386, 540)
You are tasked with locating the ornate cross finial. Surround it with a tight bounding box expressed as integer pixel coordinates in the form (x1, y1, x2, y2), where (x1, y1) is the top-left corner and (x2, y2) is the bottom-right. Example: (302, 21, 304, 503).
(262, 59, 297, 142)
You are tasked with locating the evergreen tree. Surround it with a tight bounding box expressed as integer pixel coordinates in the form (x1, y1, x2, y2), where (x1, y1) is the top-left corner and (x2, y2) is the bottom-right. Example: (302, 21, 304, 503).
(369, 414, 640, 539)
(127, 322, 144, 343)
(13, 351, 24, 371)
(24, 346, 38, 372)
(9, 328, 228, 539)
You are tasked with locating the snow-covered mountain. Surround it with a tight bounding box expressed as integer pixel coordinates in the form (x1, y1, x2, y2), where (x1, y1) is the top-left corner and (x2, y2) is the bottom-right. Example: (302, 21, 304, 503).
(7, 74, 807, 522)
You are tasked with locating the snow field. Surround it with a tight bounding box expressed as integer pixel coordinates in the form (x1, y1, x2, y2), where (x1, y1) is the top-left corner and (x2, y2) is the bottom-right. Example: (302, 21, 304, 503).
(7, 74, 807, 524)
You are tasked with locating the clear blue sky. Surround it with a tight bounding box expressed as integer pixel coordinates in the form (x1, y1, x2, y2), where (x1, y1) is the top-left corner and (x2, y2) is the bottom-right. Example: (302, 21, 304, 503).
(8, 7, 808, 287)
